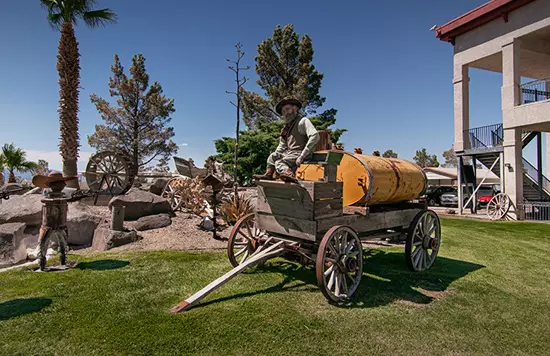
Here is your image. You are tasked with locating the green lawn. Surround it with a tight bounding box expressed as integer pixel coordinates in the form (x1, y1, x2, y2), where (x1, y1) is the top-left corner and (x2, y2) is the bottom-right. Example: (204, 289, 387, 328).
(1, 218, 549, 355)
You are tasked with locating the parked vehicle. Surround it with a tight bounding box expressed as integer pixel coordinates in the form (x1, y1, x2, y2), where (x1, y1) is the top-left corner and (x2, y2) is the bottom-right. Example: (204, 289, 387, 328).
(420, 186, 456, 206)
(477, 186, 496, 207)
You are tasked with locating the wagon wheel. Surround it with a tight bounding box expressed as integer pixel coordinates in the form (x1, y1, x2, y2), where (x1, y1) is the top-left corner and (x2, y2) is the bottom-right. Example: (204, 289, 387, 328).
(405, 210, 441, 272)
(227, 213, 266, 267)
(161, 177, 185, 211)
(85, 151, 130, 195)
(316, 226, 363, 303)
(486, 193, 511, 220)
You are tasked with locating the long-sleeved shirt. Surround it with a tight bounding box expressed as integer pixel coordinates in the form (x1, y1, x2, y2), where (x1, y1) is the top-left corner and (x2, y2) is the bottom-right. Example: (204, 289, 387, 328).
(275, 117, 320, 159)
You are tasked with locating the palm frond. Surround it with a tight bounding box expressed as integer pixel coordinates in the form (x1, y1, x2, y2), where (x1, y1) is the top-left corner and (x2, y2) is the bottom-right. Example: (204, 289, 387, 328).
(83, 9, 118, 28)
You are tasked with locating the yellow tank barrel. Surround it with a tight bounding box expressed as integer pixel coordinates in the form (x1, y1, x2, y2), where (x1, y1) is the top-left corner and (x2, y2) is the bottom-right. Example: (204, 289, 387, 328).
(296, 152, 427, 206)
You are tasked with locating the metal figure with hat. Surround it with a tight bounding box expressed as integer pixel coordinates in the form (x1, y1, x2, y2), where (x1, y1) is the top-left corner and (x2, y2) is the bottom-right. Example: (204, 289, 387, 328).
(253, 96, 320, 183)
(32, 171, 80, 271)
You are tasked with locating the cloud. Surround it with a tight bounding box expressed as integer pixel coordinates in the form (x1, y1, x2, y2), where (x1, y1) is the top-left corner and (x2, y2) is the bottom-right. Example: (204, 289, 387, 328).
(179, 143, 188, 147)
(24, 150, 93, 173)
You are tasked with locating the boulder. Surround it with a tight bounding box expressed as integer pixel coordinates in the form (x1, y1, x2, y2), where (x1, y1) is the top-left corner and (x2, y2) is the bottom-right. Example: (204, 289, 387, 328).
(108, 187, 173, 220)
(134, 213, 172, 231)
(0, 223, 27, 267)
(0, 194, 43, 226)
(149, 178, 169, 196)
(67, 202, 102, 246)
(92, 227, 141, 251)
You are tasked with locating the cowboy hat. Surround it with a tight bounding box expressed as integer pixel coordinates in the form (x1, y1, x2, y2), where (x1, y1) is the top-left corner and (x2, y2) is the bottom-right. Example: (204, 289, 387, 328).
(32, 171, 78, 188)
(275, 96, 302, 115)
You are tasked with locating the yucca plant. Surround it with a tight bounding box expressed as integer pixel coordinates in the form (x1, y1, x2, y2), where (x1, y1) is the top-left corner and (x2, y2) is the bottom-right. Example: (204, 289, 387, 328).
(219, 194, 254, 225)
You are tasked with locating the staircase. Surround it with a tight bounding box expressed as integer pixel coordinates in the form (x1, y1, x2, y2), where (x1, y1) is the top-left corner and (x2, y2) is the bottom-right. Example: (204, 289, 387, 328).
(466, 124, 550, 201)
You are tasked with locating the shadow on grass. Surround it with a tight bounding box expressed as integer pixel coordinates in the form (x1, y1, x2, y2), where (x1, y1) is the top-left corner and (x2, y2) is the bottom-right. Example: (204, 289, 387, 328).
(192, 250, 484, 310)
(75, 259, 129, 271)
(0, 298, 52, 321)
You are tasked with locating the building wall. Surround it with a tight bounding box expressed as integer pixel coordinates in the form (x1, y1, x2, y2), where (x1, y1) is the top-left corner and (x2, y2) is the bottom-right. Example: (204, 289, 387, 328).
(453, 1, 550, 66)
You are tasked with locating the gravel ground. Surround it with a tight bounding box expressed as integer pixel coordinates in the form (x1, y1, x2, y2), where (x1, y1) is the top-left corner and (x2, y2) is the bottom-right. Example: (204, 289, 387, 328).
(84, 206, 229, 253)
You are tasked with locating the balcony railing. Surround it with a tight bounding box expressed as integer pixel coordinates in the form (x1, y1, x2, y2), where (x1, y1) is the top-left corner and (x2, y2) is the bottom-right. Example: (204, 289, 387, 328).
(465, 124, 503, 149)
(521, 78, 550, 104)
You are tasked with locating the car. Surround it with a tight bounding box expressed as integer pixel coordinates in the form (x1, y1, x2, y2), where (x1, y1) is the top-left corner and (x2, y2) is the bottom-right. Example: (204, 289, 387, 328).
(420, 186, 456, 206)
(440, 190, 473, 209)
(477, 186, 496, 207)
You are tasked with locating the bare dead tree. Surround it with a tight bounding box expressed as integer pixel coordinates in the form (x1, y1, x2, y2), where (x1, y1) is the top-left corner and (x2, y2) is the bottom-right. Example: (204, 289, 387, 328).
(226, 42, 250, 198)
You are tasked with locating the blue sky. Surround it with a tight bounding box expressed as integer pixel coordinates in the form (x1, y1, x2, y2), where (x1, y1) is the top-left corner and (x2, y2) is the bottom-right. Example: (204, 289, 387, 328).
(0, 0, 519, 172)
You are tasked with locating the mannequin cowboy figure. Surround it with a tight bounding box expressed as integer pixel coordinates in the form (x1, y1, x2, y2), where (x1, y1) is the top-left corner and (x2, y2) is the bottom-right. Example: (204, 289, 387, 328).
(253, 96, 320, 183)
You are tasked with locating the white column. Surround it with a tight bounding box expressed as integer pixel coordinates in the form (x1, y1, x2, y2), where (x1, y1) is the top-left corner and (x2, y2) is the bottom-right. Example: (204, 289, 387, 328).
(453, 61, 470, 153)
(546, 133, 550, 178)
(502, 39, 524, 219)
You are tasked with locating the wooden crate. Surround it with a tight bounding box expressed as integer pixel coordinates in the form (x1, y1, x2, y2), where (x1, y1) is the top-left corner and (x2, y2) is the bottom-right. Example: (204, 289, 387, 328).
(255, 180, 343, 241)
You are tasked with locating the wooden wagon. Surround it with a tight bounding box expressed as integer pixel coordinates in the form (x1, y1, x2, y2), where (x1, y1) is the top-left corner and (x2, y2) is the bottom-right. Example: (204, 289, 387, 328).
(171, 151, 441, 312)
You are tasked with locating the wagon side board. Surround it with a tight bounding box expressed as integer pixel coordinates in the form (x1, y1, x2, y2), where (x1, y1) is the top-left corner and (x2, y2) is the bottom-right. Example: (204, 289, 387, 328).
(256, 208, 423, 242)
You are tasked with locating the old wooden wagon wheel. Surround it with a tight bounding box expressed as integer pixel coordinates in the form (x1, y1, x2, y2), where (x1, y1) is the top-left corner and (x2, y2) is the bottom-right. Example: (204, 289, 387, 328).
(316, 226, 363, 303)
(227, 213, 266, 267)
(487, 193, 511, 220)
(85, 151, 130, 195)
(161, 177, 186, 211)
(405, 210, 441, 272)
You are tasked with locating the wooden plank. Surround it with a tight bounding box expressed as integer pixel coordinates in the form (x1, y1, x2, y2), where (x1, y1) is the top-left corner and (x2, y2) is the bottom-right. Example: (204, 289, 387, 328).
(256, 182, 314, 203)
(256, 196, 314, 220)
(343, 206, 369, 216)
(324, 165, 337, 182)
(314, 198, 343, 219)
(313, 182, 343, 201)
(318, 208, 422, 234)
(256, 213, 317, 241)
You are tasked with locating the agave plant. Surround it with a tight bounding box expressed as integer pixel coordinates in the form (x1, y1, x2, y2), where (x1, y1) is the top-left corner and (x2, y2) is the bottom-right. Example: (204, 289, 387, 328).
(219, 194, 254, 225)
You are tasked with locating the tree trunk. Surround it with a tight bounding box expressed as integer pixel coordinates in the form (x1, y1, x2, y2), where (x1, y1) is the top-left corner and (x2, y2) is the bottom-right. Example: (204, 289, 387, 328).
(0, 172, 4, 186)
(57, 22, 81, 188)
(8, 171, 16, 183)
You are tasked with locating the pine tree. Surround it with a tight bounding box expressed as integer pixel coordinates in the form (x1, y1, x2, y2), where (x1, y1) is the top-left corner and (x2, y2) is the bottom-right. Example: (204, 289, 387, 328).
(414, 148, 440, 168)
(382, 149, 398, 158)
(88, 54, 178, 174)
(240, 24, 346, 144)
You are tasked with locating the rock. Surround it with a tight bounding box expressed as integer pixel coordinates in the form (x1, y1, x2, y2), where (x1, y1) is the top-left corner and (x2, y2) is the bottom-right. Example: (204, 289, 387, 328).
(134, 213, 172, 231)
(199, 216, 215, 231)
(67, 202, 102, 246)
(149, 178, 168, 196)
(0, 183, 24, 195)
(92, 227, 141, 251)
(0, 223, 27, 267)
(0, 194, 43, 226)
(108, 187, 173, 220)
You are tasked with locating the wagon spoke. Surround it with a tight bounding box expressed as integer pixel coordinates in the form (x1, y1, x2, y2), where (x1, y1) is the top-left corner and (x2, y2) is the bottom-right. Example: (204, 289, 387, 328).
(334, 273, 340, 296)
(327, 270, 336, 290)
(328, 242, 339, 258)
(341, 273, 348, 296)
(346, 272, 356, 284)
(240, 249, 249, 264)
(344, 239, 355, 254)
(235, 247, 247, 257)
(347, 250, 360, 259)
(413, 241, 422, 246)
(324, 264, 335, 277)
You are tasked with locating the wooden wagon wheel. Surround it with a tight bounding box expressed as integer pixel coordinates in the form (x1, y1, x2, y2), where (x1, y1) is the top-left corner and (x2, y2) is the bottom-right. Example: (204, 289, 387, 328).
(486, 193, 511, 220)
(85, 151, 130, 195)
(227, 213, 266, 267)
(161, 177, 186, 211)
(405, 210, 441, 272)
(316, 226, 363, 303)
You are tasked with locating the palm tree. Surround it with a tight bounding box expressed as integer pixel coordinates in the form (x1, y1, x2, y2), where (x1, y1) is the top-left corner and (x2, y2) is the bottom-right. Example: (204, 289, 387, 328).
(41, 0, 117, 188)
(1, 144, 39, 183)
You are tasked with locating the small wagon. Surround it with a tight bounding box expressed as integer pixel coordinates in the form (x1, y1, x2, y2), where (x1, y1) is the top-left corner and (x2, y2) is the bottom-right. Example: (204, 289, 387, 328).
(172, 151, 441, 312)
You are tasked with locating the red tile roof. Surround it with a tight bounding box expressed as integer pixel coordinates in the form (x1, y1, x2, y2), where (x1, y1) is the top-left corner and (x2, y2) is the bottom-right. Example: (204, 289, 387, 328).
(435, 0, 536, 44)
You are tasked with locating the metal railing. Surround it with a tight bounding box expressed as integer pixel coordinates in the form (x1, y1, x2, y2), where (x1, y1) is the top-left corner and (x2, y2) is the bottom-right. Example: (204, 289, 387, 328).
(465, 123, 503, 149)
(522, 158, 550, 194)
(521, 78, 550, 104)
(523, 201, 550, 221)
